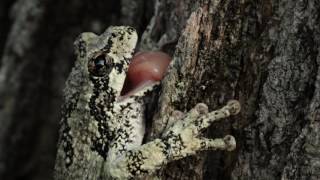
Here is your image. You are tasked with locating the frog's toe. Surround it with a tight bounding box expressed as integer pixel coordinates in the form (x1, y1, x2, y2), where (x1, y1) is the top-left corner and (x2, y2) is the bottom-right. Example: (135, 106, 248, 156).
(198, 135, 236, 151)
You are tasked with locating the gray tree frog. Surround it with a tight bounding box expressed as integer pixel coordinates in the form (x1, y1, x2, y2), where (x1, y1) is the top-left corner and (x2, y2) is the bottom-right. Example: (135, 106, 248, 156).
(54, 26, 241, 180)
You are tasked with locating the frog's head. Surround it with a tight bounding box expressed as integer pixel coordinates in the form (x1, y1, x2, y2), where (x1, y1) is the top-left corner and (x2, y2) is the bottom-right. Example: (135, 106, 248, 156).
(74, 26, 138, 96)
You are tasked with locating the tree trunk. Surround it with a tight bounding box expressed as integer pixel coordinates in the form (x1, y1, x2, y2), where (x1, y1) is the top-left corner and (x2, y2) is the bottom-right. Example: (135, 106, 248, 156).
(0, 0, 319, 180)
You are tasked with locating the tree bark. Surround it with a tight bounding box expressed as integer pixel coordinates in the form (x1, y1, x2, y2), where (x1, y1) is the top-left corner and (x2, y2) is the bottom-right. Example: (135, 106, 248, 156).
(0, 0, 319, 180)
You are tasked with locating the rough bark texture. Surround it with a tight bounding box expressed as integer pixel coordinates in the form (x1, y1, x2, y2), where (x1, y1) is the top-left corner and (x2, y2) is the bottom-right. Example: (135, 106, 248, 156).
(0, 0, 319, 180)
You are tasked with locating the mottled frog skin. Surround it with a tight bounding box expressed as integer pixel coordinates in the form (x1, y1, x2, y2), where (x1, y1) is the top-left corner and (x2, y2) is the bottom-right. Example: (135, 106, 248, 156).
(54, 26, 241, 180)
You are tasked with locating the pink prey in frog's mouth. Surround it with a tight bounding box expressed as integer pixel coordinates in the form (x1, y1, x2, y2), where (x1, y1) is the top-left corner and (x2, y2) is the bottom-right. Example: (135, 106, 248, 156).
(120, 51, 171, 97)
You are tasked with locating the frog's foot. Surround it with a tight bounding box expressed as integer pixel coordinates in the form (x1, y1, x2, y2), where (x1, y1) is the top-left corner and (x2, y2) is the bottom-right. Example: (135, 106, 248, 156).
(103, 100, 240, 179)
(162, 100, 240, 159)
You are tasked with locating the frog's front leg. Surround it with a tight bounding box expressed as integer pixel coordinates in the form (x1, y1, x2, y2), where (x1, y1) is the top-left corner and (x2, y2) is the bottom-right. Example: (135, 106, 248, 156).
(104, 100, 240, 179)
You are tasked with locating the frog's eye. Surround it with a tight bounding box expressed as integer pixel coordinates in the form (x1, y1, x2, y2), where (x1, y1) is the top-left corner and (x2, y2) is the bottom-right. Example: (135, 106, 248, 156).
(88, 55, 113, 77)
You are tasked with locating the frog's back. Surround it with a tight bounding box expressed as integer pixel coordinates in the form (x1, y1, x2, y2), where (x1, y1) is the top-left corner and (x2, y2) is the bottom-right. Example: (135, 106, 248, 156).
(55, 26, 138, 180)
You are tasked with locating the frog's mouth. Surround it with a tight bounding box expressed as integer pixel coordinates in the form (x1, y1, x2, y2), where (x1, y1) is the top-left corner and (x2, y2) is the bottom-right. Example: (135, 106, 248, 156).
(120, 51, 171, 96)
(118, 80, 158, 101)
